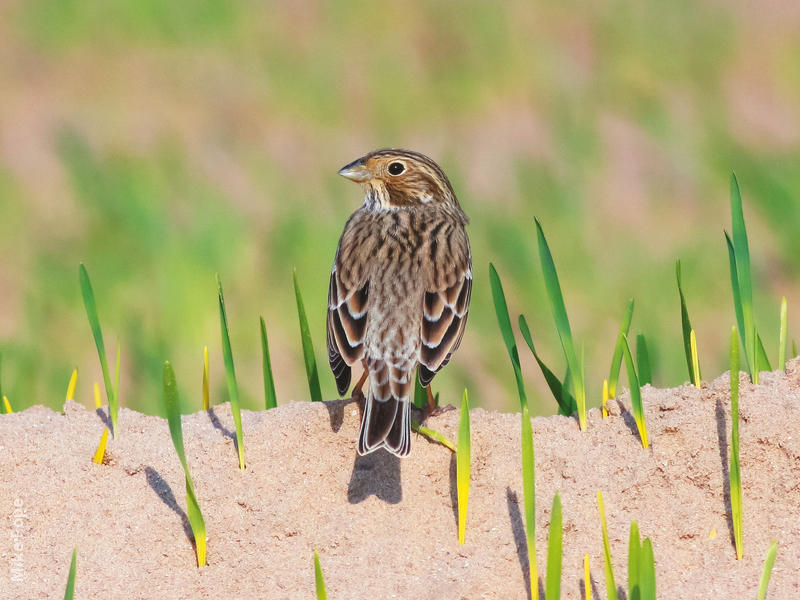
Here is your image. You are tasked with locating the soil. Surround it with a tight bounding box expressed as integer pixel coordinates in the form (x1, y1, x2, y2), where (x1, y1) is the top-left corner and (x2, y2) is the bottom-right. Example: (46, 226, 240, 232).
(2, 361, 799, 599)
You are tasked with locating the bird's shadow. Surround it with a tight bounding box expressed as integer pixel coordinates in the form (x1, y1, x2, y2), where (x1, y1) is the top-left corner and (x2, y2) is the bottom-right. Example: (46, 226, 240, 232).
(347, 450, 402, 504)
(506, 488, 544, 600)
(145, 467, 195, 546)
(324, 398, 355, 433)
(715, 398, 737, 548)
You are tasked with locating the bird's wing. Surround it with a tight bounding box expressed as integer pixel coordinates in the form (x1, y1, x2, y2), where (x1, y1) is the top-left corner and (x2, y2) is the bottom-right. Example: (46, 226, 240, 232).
(327, 259, 369, 397)
(418, 225, 472, 386)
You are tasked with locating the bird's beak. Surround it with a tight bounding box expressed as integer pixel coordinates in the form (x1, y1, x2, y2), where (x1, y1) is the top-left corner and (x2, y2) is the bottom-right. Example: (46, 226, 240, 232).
(338, 158, 371, 183)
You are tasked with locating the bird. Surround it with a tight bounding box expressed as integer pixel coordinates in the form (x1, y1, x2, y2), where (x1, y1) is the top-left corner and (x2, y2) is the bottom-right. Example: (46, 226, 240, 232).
(327, 149, 472, 457)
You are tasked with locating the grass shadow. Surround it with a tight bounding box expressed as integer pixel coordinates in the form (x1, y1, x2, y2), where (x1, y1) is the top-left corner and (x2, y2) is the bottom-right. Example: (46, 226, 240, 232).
(448, 453, 458, 530)
(347, 450, 402, 504)
(95, 406, 112, 432)
(145, 466, 194, 545)
(506, 488, 543, 600)
(715, 398, 736, 548)
(206, 406, 236, 443)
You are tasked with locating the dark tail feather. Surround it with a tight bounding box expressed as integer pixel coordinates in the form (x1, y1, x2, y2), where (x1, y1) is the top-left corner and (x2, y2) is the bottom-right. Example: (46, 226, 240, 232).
(358, 392, 411, 457)
(385, 400, 411, 457)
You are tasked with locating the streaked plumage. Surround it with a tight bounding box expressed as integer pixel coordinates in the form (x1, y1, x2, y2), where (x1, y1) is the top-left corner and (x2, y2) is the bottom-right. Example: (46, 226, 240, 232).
(327, 149, 472, 457)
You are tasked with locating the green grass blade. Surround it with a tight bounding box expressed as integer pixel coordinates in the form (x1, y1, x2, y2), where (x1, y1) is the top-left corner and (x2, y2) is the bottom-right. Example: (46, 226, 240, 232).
(546, 492, 563, 600)
(730, 328, 743, 560)
(725, 233, 746, 357)
(411, 420, 455, 452)
(535, 219, 586, 430)
(490, 263, 537, 598)
(756, 333, 772, 373)
(639, 538, 656, 600)
(757, 541, 778, 600)
(63, 548, 77, 600)
(635, 333, 651, 386)
(779, 297, 787, 371)
(489, 264, 528, 409)
(608, 298, 635, 398)
(730, 175, 759, 383)
(217, 275, 246, 470)
(457, 389, 471, 545)
(597, 491, 618, 600)
(676, 261, 701, 385)
(519, 314, 575, 415)
(521, 403, 538, 600)
(162, 361, 207, 566)
(293, 269, 322, 402)
(79, 263, 118, 436)
(413, 369, 427, 409)
(621, 335, 648, 449)
(260, 317, 278, 410)
(628, 521, 641, 600)
(314, 550, 327, 600)
(114, 341, 121, 408)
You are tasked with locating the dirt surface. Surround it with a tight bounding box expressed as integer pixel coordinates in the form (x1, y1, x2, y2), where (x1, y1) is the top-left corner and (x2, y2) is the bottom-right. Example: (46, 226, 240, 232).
(2, 362, 799, 599)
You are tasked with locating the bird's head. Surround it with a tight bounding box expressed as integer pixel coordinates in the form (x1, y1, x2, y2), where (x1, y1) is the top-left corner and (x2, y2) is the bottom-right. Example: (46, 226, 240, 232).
(338, 149, 459, 210)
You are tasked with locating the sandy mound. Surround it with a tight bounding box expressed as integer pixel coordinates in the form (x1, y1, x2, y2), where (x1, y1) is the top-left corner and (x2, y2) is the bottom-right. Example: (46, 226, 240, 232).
(2, 362, 799, 599)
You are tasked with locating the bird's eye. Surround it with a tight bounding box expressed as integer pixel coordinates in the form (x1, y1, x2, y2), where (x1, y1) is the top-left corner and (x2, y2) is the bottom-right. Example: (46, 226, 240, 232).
(388, 162, 405, 176)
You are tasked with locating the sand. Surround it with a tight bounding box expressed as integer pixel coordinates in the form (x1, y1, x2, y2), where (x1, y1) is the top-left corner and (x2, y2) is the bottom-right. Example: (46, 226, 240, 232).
(2, 361, 799, 599)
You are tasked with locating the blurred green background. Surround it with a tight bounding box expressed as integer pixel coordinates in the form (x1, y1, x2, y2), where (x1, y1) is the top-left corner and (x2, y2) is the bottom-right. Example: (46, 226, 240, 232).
(1, 0, 799, 416)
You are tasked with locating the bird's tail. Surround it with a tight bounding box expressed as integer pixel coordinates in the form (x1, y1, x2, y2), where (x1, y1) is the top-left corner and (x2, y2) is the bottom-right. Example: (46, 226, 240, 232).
(357, 360, 412, 457)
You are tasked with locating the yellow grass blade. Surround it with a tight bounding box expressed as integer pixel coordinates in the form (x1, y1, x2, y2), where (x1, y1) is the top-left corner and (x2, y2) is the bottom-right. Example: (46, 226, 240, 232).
(202, 346, 210, 411)
(690, 329, 701, 388)
(66, 369, 78, 401)
(93, 382, 102, 409)
(3, 395, 12, 414)
(602, 379, 609, 419)
(92, 428, 109, 464)
(584, 554, 591, 600)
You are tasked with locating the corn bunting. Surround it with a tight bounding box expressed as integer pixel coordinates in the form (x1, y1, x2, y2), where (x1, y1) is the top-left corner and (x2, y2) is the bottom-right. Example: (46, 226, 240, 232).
(327, 149, 471, 457)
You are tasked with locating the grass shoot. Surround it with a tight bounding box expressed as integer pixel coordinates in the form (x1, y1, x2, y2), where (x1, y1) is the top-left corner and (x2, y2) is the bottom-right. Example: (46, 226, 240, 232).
(93, 382, 102, 409)
(676, 260, 701, 386)
(489, 263, 538, 600)
(621, 335, 649, 449)
(63, 548, 77, 600)
(730, 327, 743, 560)
(779, 297, 787, 371)
(411, 420, 455, 452)
(597, 490, 618, 600)
(79, 263, 119, 435)
(546, 492, 563, 600)
(3, 396, 11, 414)
(217, 275, 246, 470)
(636, 333, 652, 386)
(627, 521, 656, 600)
(602, 379, 609, 418)
(519, 314, 575, 415)
(608, 299, 635, 399)
(66, 369, 78, 401)
(457, 388, 471, 545)
(162, 361, 207, 567)
(584, 554, 591, 600)
(260, 317, 278, 409)
(690, 329, 701, 388)
(202, 346, 209, 411)
(293, 269, 322, 402)
(314, 550, 327, 600)
(92, 428, 109, 464)
(757, 541, 778, 600)
(726, 175, 771, 382)
(535, 219, 587, 430)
